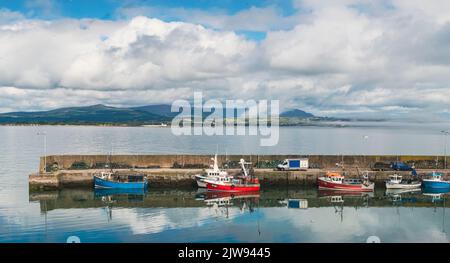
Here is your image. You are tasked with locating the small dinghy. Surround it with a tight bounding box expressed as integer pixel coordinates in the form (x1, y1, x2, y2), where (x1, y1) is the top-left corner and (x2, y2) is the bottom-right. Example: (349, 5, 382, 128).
(385, 173, 421, 189)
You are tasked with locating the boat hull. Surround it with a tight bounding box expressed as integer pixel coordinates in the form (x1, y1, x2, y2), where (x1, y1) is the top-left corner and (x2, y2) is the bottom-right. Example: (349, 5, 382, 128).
(94, 176, 148, 189)
(422, 179, 450, 189)
(195, 175, 207, 188)
(206, 182, 260, 192)
(317, 177, 374, 192)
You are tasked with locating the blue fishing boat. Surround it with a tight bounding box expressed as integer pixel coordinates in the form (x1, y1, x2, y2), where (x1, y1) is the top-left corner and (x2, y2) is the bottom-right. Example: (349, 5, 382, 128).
(422, 172, 450, 189)
(94, 172, 148, 189)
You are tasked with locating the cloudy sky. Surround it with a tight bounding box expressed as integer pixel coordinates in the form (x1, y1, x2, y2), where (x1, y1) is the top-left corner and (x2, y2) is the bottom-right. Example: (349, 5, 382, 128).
(0, 0, 450, 119)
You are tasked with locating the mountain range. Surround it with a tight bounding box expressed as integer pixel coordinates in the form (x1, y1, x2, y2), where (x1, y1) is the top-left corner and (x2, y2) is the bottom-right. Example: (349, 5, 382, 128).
(0, 104, 316, 125)
(279, 109, 315, 118)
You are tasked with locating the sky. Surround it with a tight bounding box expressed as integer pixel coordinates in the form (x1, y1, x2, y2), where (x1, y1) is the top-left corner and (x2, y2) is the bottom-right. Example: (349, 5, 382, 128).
(0, 0, 450, 119)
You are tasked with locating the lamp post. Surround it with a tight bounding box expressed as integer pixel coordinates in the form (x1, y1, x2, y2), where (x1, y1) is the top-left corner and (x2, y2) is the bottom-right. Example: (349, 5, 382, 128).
(441, 130, 449, 169)
(37, 131, 47, 173)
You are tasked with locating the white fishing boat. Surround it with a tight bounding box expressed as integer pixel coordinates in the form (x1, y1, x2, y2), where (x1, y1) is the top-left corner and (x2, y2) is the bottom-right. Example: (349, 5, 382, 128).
(195, 154, 232, 187)
(385, 174, 421, 189)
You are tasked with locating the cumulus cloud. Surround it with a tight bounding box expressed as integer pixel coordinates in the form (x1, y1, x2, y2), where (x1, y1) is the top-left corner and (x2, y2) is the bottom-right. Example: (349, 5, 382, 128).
(0, 16, 255, 91)
(1, 1, 450, 119)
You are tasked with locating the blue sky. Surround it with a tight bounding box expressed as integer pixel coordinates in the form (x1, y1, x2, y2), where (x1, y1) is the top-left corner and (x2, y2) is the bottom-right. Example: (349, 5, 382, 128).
(0, 0, 297, 18)
(0, 0, 299, 40)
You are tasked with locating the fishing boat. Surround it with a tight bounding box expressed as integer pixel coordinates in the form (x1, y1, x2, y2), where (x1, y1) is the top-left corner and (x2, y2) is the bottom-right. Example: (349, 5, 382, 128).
(317, 171, 374, 192)
(385, 174, 421, 189)
(206, 159, 260, 192)
(94, 171, 148, 189)
(422, 172, 450, 189)
(195, 154, 232, 188)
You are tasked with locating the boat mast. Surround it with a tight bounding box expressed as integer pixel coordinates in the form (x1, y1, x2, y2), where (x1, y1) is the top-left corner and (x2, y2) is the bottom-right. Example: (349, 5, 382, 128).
(240, 159, 249, 177)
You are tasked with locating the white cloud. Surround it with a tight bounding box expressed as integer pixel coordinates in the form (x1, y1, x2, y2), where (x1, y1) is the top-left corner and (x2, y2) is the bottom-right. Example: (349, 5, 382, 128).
(1, 2, 450, 118)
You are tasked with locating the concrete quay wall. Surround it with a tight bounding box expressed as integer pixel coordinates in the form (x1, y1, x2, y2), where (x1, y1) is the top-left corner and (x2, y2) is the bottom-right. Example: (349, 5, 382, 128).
(39, 154, 449, 173)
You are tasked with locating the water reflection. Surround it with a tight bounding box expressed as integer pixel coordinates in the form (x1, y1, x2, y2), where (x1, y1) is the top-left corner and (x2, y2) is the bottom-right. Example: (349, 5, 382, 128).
(195, 190, 260, 219)
(17, 187, 450, 242)
(94, 189, 148, 222)
(29, 187, 450, 212)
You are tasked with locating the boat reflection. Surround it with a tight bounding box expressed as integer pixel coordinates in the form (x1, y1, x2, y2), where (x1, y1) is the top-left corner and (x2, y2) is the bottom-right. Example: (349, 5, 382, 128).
(422, 188, 448, 234)
(94, 188, 147, 202)
(93, 188, 148, 221)
(385, 188, 420, 205)
(317, 189, 374, 198)
(318, 189, 373, 222)
(196, 190, 260, 217)
(422, 188, 449, 204)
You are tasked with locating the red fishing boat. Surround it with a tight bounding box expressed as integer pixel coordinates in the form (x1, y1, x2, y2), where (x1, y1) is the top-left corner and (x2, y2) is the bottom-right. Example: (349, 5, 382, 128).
(206, 177, 260, 192)
(317, 172, 374, 192)
(206, 159, 260, 192)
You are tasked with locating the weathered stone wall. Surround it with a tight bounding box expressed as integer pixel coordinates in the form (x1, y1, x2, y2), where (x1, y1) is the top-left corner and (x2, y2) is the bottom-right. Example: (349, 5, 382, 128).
(39, 154, 447, 173)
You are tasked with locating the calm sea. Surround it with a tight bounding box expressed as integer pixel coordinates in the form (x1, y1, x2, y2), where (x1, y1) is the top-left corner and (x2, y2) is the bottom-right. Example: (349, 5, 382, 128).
(0, 122, 449, 242)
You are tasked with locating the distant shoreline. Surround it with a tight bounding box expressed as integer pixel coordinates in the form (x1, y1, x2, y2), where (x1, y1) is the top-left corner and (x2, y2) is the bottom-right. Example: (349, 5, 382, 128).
(0, 121, 383, 128)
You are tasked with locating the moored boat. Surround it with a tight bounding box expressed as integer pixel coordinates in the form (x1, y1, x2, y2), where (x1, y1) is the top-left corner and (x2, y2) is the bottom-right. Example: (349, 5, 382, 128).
(195, 154, 232, 187)
(94, 172, 148, 189)
(317, 172, 374, 192)
(422, 172, 450, 189)
(206, 177, 261, 192)
(385, 174, 421, 189)
(206, 159, 260, 192)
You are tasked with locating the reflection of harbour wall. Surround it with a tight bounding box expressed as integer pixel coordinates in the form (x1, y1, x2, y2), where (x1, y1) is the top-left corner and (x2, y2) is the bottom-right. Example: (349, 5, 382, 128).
(39, 154, 448, 173)
(29, 188, 450, 213)
(29, 154, 450, 190)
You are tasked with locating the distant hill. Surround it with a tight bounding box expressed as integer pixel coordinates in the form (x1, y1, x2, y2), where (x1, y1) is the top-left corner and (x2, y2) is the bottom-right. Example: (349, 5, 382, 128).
(0, 104, 170, 125)
(280, 109, 315, 118)
(130, 104, 179, 118)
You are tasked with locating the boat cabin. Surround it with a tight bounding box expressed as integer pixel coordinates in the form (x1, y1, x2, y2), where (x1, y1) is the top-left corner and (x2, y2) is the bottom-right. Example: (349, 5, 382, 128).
(98, 172, 146, 183)
(206, 170, 227, 177)
(204, 174, 233, 184)
(428, 172, 444, 181)
(388, 174, 402, 184)
(324, 172, 344, 183)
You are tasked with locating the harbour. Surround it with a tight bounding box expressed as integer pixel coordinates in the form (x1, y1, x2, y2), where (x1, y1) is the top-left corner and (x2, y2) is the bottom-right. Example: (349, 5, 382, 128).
(29, 154, 450, 190)
(1, 125, 450, 242)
